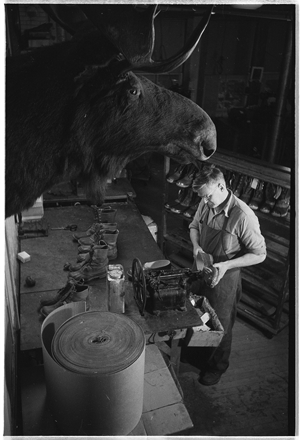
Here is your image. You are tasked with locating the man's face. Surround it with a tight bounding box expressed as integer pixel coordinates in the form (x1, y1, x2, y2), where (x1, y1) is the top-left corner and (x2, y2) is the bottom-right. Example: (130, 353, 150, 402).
(196, 182, 224, 208)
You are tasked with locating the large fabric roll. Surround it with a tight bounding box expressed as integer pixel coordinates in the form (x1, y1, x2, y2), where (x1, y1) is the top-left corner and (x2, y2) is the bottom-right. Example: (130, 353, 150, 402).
(41, 305, 145, 435)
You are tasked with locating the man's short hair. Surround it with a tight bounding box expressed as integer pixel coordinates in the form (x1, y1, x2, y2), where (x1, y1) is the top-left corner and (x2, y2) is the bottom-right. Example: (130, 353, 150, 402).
(192, 164, 225, 190)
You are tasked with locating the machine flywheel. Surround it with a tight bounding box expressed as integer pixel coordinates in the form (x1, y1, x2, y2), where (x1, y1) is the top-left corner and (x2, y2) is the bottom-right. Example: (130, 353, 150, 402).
(132, 258, 147, 316)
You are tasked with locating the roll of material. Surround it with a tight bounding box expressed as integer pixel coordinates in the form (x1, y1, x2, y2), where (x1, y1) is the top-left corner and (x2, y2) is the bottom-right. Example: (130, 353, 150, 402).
(41, 304, 145, 435)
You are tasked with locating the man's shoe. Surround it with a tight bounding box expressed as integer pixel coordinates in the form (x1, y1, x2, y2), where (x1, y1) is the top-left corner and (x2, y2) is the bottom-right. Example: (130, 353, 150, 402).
(271, 187, 290, 217)
(40, 284, 90, 317)
(69, 242, 109, 281)
(181, 187, 199, 207)
(68, 251, 92, 271)
(239, 176, 254, 204)
(175, 187, 190, 204)
(73, 222, 101, 241)
(198, 370, 222, 386)
(248, 180, 265, 211)
(39, 279, 79, 307)
(166, 164, 187, 183)
(259, 183, 282, 214)
(176, 164, 197, 188)
(102, 229, 119, 260)
(233, 174, 246, 198)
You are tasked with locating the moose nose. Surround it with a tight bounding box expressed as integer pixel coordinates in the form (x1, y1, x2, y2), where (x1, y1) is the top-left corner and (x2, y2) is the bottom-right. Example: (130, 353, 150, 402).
(201, 138, 217, 160)
(197, 124, 217, 161)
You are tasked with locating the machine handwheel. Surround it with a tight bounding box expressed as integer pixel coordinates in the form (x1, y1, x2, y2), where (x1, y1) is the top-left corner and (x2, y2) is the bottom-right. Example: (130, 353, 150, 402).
(132, 258, 147, 316)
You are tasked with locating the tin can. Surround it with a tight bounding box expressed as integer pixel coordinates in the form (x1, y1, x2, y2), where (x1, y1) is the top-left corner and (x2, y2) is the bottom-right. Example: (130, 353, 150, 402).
(107, 264, 125, 313)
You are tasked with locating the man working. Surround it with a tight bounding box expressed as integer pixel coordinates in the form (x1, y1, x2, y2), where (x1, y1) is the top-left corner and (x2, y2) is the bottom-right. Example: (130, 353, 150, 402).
(189, 164, 266, 386)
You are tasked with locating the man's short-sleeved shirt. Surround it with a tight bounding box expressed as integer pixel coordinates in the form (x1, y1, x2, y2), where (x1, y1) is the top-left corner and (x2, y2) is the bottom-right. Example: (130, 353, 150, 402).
(189, 189, 266, 259)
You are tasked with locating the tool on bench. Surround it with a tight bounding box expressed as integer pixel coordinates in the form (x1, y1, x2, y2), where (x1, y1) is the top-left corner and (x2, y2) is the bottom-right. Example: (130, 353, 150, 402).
(18, 219, 49, 238)
(51, 224, 78, 231)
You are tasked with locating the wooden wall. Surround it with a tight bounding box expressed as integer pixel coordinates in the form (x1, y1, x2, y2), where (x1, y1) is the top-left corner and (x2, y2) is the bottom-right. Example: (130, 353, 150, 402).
(4, 215, 20, 435)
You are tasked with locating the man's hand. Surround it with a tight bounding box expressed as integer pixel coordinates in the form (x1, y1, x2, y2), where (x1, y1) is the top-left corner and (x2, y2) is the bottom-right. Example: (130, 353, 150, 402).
(204, 262, 227, 288)
(193, 246, 204, 259)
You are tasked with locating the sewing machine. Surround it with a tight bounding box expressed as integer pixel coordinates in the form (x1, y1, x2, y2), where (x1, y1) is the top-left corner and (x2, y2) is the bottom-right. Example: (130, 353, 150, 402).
(131, 258, 203, 316)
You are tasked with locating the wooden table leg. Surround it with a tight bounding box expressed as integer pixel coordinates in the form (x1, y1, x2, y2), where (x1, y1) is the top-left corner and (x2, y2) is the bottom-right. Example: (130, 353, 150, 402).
(170, 338, 181, 377)
(169, 338, 184, 398)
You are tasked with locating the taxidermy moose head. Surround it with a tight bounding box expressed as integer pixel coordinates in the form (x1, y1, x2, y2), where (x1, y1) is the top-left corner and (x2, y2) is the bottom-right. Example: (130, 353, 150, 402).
(6, 5, 217, 218)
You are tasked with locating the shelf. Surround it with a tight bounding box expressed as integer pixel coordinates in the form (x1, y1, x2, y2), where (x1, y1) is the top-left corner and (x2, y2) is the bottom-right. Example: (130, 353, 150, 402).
(208, 150, 291, 189)
(165, 199, 290, 233)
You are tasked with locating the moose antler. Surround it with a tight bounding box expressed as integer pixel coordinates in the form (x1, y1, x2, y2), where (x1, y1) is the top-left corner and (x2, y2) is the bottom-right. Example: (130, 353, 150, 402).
(80, 4, 214, 74)
(41, 4, 213, 74)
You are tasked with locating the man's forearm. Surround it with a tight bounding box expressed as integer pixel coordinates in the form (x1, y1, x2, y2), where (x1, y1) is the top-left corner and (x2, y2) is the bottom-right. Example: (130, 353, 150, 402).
(221, 252, 266, 271)
(190, 228, 200, 248)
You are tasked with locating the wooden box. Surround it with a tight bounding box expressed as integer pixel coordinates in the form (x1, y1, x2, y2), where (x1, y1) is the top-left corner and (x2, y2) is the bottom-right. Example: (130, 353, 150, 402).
(184, 296, 224, 347)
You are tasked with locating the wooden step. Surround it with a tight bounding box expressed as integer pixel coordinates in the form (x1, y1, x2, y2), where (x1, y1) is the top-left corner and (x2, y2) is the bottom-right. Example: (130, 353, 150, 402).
(240, 292, 277, 317)
(265, 237, 289, 259)
(237, 303, 289, 336)
(241, 273, 289, 313)
(263, 231, 290, 248)
(242, 265, 286, 293)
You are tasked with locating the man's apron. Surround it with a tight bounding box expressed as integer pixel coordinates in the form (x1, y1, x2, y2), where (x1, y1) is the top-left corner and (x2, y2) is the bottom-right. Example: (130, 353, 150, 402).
(192, 207, 242, 373)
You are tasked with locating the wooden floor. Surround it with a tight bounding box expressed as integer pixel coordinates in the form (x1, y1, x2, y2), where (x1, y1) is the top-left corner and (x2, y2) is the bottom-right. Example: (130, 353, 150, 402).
(178, 318, 291, 436)
(130, 154, 295, 436)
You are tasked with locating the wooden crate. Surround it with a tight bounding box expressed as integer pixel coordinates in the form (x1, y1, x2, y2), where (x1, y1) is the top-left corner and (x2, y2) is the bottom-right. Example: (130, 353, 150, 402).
(184, 296, 224, 347)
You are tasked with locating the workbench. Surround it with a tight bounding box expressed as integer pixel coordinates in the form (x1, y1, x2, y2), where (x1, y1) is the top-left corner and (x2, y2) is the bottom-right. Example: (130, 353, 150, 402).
(19, 199, 201, 435)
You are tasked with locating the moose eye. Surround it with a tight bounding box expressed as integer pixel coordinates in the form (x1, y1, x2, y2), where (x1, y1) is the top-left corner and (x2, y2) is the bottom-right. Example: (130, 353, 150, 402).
(129, 88, 138, 95)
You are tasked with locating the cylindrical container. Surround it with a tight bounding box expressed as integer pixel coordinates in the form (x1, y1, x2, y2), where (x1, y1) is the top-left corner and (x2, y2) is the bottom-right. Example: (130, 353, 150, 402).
(107, 264, 125, 313)
(41, 307, 145, 435)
